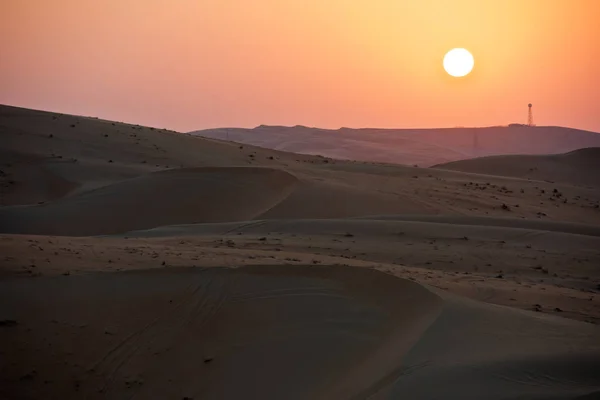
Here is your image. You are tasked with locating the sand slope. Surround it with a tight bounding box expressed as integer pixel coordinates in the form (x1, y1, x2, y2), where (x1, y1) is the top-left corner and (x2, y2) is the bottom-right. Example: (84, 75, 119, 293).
(434, 148, 600, 188)
(1, 266, 598, 399)
(192, 125, 600, 167)
(0, 104, 311, 206)
(0, 167, 297, 236)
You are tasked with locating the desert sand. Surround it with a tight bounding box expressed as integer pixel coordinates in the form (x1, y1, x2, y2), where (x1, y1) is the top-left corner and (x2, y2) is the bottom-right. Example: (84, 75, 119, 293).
(1, 104, 599, 399)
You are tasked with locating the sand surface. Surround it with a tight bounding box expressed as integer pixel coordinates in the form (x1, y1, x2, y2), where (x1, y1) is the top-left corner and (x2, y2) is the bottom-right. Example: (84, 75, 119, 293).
(1, 104, 600, 399)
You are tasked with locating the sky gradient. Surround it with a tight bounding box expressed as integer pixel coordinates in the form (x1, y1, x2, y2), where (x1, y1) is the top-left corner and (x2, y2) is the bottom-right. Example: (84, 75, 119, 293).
(2, 0, 599, 132)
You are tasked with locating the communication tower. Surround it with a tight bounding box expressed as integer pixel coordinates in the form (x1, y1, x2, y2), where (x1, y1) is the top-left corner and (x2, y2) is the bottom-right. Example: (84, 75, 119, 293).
(527, 103, 534, 126)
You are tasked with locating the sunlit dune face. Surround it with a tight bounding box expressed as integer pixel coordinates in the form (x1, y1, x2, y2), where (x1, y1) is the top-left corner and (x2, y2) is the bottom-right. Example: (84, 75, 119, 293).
(443, 48, 475, 77)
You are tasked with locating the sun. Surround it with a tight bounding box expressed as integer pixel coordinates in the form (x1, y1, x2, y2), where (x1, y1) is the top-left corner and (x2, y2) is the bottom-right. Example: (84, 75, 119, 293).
(443, 48, 474, 77)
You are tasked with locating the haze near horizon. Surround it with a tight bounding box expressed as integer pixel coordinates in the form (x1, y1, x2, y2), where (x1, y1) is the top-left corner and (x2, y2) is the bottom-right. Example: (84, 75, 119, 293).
(1, 0, 600, 132)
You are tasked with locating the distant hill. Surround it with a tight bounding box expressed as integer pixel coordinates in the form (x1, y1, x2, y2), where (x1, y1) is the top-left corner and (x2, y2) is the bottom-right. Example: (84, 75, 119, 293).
(433, 147, 600, 188)
(190, 125, 600, 167)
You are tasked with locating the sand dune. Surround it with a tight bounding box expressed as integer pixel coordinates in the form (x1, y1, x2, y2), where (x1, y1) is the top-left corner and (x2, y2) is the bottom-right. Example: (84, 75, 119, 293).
(434, 147, 600, 187)
(3, 104, 600, 228)
(1, 266, 598, 399)
(5, 167, 599, 236)
(192, 124, 600, 167)
(2, 105, 600, 399)
(0, 167, 297, 236)
(0, 105, 311, 206)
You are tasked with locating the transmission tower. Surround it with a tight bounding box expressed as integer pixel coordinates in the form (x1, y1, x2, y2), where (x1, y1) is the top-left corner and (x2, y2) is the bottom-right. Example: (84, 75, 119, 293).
(527, 103, 534, 126)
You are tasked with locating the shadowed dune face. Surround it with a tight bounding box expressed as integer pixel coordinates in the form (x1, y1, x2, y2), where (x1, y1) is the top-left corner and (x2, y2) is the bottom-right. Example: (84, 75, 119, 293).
(0, 167, 298, 236)
(1, 266, 598, 400)
(0, 266, 442, 399)
(434, 147, 600, 188)
(0, 149, 79, 205)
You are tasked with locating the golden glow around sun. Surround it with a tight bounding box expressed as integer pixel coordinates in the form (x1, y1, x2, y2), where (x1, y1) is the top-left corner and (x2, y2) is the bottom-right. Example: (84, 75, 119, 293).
(443, 48, 474, 77)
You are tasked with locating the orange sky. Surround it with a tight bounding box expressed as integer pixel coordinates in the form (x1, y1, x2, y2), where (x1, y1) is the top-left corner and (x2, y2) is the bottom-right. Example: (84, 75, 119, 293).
(1, 1, 599, 132)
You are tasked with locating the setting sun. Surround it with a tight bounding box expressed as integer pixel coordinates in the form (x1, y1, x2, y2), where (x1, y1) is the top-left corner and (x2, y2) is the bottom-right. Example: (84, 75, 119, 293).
(443, 48, 475, 77)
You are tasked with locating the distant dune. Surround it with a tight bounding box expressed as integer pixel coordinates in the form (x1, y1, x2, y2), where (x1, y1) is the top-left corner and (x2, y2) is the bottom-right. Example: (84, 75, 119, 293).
(191, 125, 600, 167)
(434, 148, 600, 187)
(1, 104, 600, 399)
